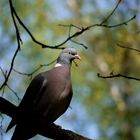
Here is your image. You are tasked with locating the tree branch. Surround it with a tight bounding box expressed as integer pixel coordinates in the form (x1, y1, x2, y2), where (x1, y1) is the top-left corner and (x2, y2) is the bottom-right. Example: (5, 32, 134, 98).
(39, 124, 92, 140)
(97, 73, 140, 81)
(9, 0, 64, 50)
(9, 0, 136, 50)
(58, 15, 136, 50)
(0, 97, 91, 140)
(101, 0, 122, 24)
(13, 59, 57, 78)
(0, 0, 22, 91)
(87, 15, 136, 29)
(0, 67, 21, 100)
(116, 43, 140, 53)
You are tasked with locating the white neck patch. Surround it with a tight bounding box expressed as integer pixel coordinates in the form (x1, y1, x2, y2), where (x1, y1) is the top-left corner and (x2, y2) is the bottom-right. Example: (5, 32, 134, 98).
(54, 63, 62, 67)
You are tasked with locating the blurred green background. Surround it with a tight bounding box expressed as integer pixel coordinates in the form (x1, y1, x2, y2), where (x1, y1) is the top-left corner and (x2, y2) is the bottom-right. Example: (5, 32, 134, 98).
(0, 0, 140, 140)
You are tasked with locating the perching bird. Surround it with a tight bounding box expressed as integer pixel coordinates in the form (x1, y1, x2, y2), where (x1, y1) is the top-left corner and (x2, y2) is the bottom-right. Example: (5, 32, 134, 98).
(6, 47, 81, 140)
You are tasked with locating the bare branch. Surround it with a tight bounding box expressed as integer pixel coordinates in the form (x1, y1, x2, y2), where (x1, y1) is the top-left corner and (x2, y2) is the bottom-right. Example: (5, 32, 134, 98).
(0, 67, 20, 100)
(13, 59, 57, 77)
(39, 123, 92, 140)
(9, 0, 64, 50)
(0, 0, 21, 90)
(68, 26, 88, 49)
(58, 15, 136, 50)
(58, 0, 135, 49)
(6, 85, 21, 101)
(97, 73, 140, 81)
(70, 39, 88, 49)
(88, 15, 136, 29)
(101, 0, 122, 24)
(58, 24, 82, 30)
(9, 0, 136, 51)
(116, 43, 140, 53)
(40, 59, 57, 66)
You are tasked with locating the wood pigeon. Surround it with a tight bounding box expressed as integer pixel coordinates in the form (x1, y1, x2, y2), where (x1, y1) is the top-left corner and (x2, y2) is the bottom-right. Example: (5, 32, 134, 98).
(6, 48, 81, 140)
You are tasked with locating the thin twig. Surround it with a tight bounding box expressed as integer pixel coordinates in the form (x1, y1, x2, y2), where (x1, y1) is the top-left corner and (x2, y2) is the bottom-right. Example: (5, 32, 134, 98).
(97, 73, 140, 81)
(69, 27, 88, 49)
(0, 67, 20, 100)
(0, 67, 5, 79)
(88, 15, 136, 29)
(66, 25, 88, 49)
(116, 43, 140, 53)
(40, 58, 57, 66)
(70, 39, 88, 49)
(13, 59, 57, 77)
(101, 0, 122, 24)
(58, 24, 82, 30)
(0, 0, 21, 90)
(7, 85, 21, 101)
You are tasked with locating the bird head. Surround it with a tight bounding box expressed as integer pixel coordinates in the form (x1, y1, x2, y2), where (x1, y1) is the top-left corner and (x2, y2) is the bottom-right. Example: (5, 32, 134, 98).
(56, 48, 81, 66)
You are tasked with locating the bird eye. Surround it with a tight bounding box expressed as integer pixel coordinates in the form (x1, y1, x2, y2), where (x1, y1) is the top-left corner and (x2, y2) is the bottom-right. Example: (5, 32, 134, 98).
(69, 52, 71, 54)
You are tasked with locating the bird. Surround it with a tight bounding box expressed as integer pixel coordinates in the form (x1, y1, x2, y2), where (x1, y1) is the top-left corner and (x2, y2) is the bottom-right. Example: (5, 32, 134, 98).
(6, 47, 81, 140)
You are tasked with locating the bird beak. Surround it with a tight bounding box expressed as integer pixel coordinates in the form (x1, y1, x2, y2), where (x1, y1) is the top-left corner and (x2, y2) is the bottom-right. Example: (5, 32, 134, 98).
(74, 54, 81, 60)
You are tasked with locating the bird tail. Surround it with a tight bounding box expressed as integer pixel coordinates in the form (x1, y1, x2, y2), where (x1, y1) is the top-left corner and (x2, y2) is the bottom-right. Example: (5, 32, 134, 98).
(11, 125, 27, 140)
(11, 124, 37, 140)
(6, 119, 16, 132)
(11, 124, 36, 140)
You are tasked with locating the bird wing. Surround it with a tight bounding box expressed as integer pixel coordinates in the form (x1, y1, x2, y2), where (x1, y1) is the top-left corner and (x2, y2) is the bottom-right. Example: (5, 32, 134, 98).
(6, 73, 47, 132)
(19, 73, 47, 110)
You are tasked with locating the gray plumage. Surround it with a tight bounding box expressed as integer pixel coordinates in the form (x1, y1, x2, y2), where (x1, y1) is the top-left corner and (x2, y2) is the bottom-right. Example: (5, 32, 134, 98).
(7, 48, 81, 140)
